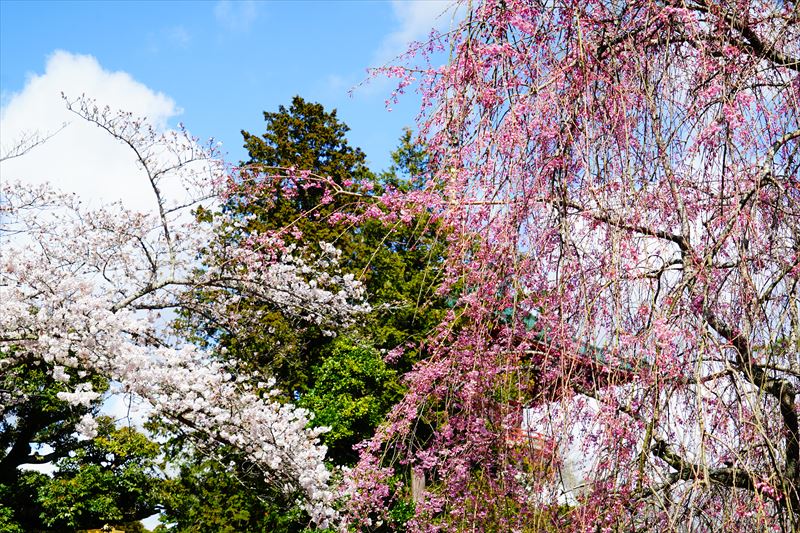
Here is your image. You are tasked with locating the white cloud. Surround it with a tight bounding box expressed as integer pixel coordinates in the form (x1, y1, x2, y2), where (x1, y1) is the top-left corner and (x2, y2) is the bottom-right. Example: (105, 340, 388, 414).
(214, 0, 259, 32)
(0, 51, 182, 212)
(375, 0, 458, 65)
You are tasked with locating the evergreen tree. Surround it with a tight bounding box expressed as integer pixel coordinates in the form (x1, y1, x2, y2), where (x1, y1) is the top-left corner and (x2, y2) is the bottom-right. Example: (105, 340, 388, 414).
(182, 96, 446, 396)
(164, 99, 447, 530)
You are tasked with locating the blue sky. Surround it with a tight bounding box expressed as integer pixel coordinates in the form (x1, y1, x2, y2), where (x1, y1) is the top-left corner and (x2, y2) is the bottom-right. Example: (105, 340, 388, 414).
(1, 0, 452, 173)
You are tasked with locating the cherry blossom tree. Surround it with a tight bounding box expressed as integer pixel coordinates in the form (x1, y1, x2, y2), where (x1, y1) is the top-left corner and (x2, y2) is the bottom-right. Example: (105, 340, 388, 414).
(0, 97, 368, 527)
(346, 0, 800, 530)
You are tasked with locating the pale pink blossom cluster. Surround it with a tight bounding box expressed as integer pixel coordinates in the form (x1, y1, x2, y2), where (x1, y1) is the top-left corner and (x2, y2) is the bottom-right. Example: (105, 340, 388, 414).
(0, 98, 369, 525)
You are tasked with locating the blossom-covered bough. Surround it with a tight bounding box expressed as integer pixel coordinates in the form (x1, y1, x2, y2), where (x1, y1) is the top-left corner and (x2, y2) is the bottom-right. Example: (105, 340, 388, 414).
(346, 0, 800, 530)
(0, 98, 368, 526)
